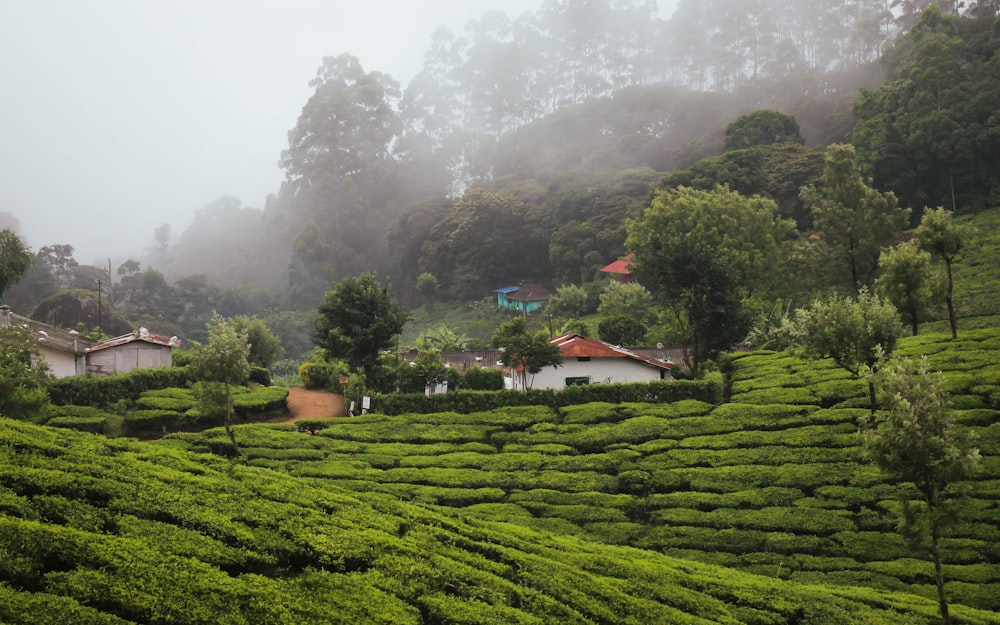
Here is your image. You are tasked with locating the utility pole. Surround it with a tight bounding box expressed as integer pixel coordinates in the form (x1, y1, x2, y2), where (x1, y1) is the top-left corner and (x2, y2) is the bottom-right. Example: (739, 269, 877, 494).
(97, 279, 103, 336)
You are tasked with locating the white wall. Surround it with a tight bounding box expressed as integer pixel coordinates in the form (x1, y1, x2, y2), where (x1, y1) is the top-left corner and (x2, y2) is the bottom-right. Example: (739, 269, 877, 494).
(529, 357, 665, 390)
(36, 345, 80, 378)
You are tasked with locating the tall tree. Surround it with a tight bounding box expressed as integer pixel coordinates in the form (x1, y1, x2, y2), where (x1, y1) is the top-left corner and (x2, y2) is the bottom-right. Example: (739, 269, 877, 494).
(915, 207, 967, 338)
(36, 244, 78, 289)
(281, 54, 403, 292)
(191, 313, 251, 462)
(628, 185, 795, 376)
(313, 272, 408, 383)
(801, 144, 910, 294)
(0, 229, 32, 301)
(864, 353, 980, 625)
(875, 240, 939, 336)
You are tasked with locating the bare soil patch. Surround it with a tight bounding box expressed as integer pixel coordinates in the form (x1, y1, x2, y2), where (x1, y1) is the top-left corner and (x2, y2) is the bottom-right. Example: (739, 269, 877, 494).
(280, 387, 345, 424)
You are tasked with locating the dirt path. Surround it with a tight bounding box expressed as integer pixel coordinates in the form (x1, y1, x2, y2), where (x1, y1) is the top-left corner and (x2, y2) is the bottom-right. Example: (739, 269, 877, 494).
(280, 387, 345, 424)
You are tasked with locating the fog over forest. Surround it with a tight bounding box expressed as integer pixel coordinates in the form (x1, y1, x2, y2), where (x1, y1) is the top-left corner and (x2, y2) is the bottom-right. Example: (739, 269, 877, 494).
(1, 0, 669, 264)
(5, 0, 995, 353)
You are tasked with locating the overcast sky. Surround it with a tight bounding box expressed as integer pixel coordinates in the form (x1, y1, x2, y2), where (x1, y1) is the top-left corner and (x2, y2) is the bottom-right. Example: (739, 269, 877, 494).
(1, 0, 676, 265)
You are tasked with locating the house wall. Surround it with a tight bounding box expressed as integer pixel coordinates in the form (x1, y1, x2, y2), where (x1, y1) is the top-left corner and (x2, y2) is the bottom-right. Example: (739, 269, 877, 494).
(87, 343, 172, 376)
(36, 344, 81, 379)
(528, 357, 666, 390)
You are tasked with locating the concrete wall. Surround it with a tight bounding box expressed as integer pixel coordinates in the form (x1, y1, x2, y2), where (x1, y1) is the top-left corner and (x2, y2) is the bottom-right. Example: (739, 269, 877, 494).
(36, 344, 82, 379)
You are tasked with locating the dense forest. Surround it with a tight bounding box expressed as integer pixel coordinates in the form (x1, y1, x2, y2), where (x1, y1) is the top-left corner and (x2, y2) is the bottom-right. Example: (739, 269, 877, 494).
(3, 0, 1000, 359)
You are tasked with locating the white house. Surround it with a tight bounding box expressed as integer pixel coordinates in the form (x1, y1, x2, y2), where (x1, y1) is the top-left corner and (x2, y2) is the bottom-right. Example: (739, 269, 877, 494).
(1, 304, 89, 377)
(0, 305, 178, 378)
(515, 333, 673, 390)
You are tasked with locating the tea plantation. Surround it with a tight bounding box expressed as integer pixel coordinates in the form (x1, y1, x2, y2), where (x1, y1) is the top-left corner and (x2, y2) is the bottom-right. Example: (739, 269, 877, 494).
(1, 327, 998, 623)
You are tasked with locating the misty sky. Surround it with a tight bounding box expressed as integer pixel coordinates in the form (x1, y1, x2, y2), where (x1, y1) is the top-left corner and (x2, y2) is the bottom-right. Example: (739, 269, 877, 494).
(1, 0, 677, 266)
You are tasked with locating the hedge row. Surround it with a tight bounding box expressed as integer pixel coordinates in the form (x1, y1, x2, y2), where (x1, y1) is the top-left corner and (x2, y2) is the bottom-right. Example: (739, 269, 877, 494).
(48, 367, 194, 408)
(373, 379, 721, 415)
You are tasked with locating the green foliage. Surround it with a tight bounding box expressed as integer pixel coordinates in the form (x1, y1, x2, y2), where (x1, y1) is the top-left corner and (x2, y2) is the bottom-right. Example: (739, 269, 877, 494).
(546, 284, 595, 318)
(0, 325, 50, 421)
(492, 317, 563, 391)
(231, 316, 284, 368)
(47, 366, 193, 408)
(313, 272, 408, 381)
(462, 366, 504, 391)
(0, 229, 32, 299)
(627, 185, 796, 375)
(373, 379, 721, 415)
(597, 314, 647, 347)
(875, 241, 940, 336)
(597, 281, 653, 320)
(916, 207, 970, 338)
(724, 110, 803, 151)
(865, 352, 981, 623)
(852, 8, 1000, 214)
(298, 361, 342, 391)
(794, 289, 902, 377)
(800, 144, 911, 294)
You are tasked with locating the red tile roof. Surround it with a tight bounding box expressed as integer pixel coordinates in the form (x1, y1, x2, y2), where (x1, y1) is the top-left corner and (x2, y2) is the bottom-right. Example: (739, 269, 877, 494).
(550, 333, 673, 371)
(599, 253, 634, 276)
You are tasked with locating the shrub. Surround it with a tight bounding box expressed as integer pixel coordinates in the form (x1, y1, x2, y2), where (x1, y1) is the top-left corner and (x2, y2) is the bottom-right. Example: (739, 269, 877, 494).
(231, 387, 289, 420)
(47, 367, 193, 408)
(249, 366, 272, 386)
(44, 416, 107, 435)
(463, 367, 504, 391)
(372, 379, 720, 415)
(298, 362, 339, 391)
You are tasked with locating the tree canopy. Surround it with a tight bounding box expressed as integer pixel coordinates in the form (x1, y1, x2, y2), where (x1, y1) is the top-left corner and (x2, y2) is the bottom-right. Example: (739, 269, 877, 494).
(492, 317, 562, 391)
(0, 229, 32, 301)
(313, 273, 408, 382)
(627, 185, 797, 375)
(801, 144, 910, 294)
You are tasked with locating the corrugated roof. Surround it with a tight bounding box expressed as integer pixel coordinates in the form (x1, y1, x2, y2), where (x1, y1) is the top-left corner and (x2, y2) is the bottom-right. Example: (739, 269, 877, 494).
(506, 283, 551, 302)
(0, 306, 94, 355)
(88, 328, 179, 352)
(550, 333, 673, 371)
(492, 286, 521, 294)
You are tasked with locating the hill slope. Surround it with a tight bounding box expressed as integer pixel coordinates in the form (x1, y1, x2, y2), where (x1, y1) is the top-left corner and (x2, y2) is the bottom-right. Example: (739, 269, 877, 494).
(164, 327, 1000, 616)
(5, 418, 998, 624)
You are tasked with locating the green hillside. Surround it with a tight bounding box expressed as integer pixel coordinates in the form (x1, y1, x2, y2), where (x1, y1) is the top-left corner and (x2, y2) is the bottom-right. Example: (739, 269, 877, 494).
(164, 331, 1000, 613)
(2, 416, 996, 625)
(2, 315, 999, 623)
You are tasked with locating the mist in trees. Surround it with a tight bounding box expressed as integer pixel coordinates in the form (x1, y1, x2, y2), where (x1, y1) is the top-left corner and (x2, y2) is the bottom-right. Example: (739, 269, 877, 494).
(8, 1, 997, 366)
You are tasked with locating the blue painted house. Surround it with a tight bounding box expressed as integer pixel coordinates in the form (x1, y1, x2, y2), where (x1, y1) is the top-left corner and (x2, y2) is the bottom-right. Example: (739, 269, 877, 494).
(493, 283, 551, 313)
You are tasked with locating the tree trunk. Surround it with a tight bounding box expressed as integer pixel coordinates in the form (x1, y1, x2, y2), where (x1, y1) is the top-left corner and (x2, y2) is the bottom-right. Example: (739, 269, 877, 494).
(223, 382, 247, 464)
(930, 528, 952, 625)
(867, 380, 878, 424)
(945, 260, 957, 339)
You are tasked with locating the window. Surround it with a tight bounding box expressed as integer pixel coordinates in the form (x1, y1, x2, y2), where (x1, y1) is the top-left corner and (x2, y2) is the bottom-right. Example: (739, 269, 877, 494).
(576, 356, 591, 362)
(565, 376, 591, 386)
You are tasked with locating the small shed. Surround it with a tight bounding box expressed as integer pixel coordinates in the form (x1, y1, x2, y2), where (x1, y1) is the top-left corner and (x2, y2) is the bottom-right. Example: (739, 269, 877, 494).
(493, 283, 551, 313)
(85, 328, 180, 377)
